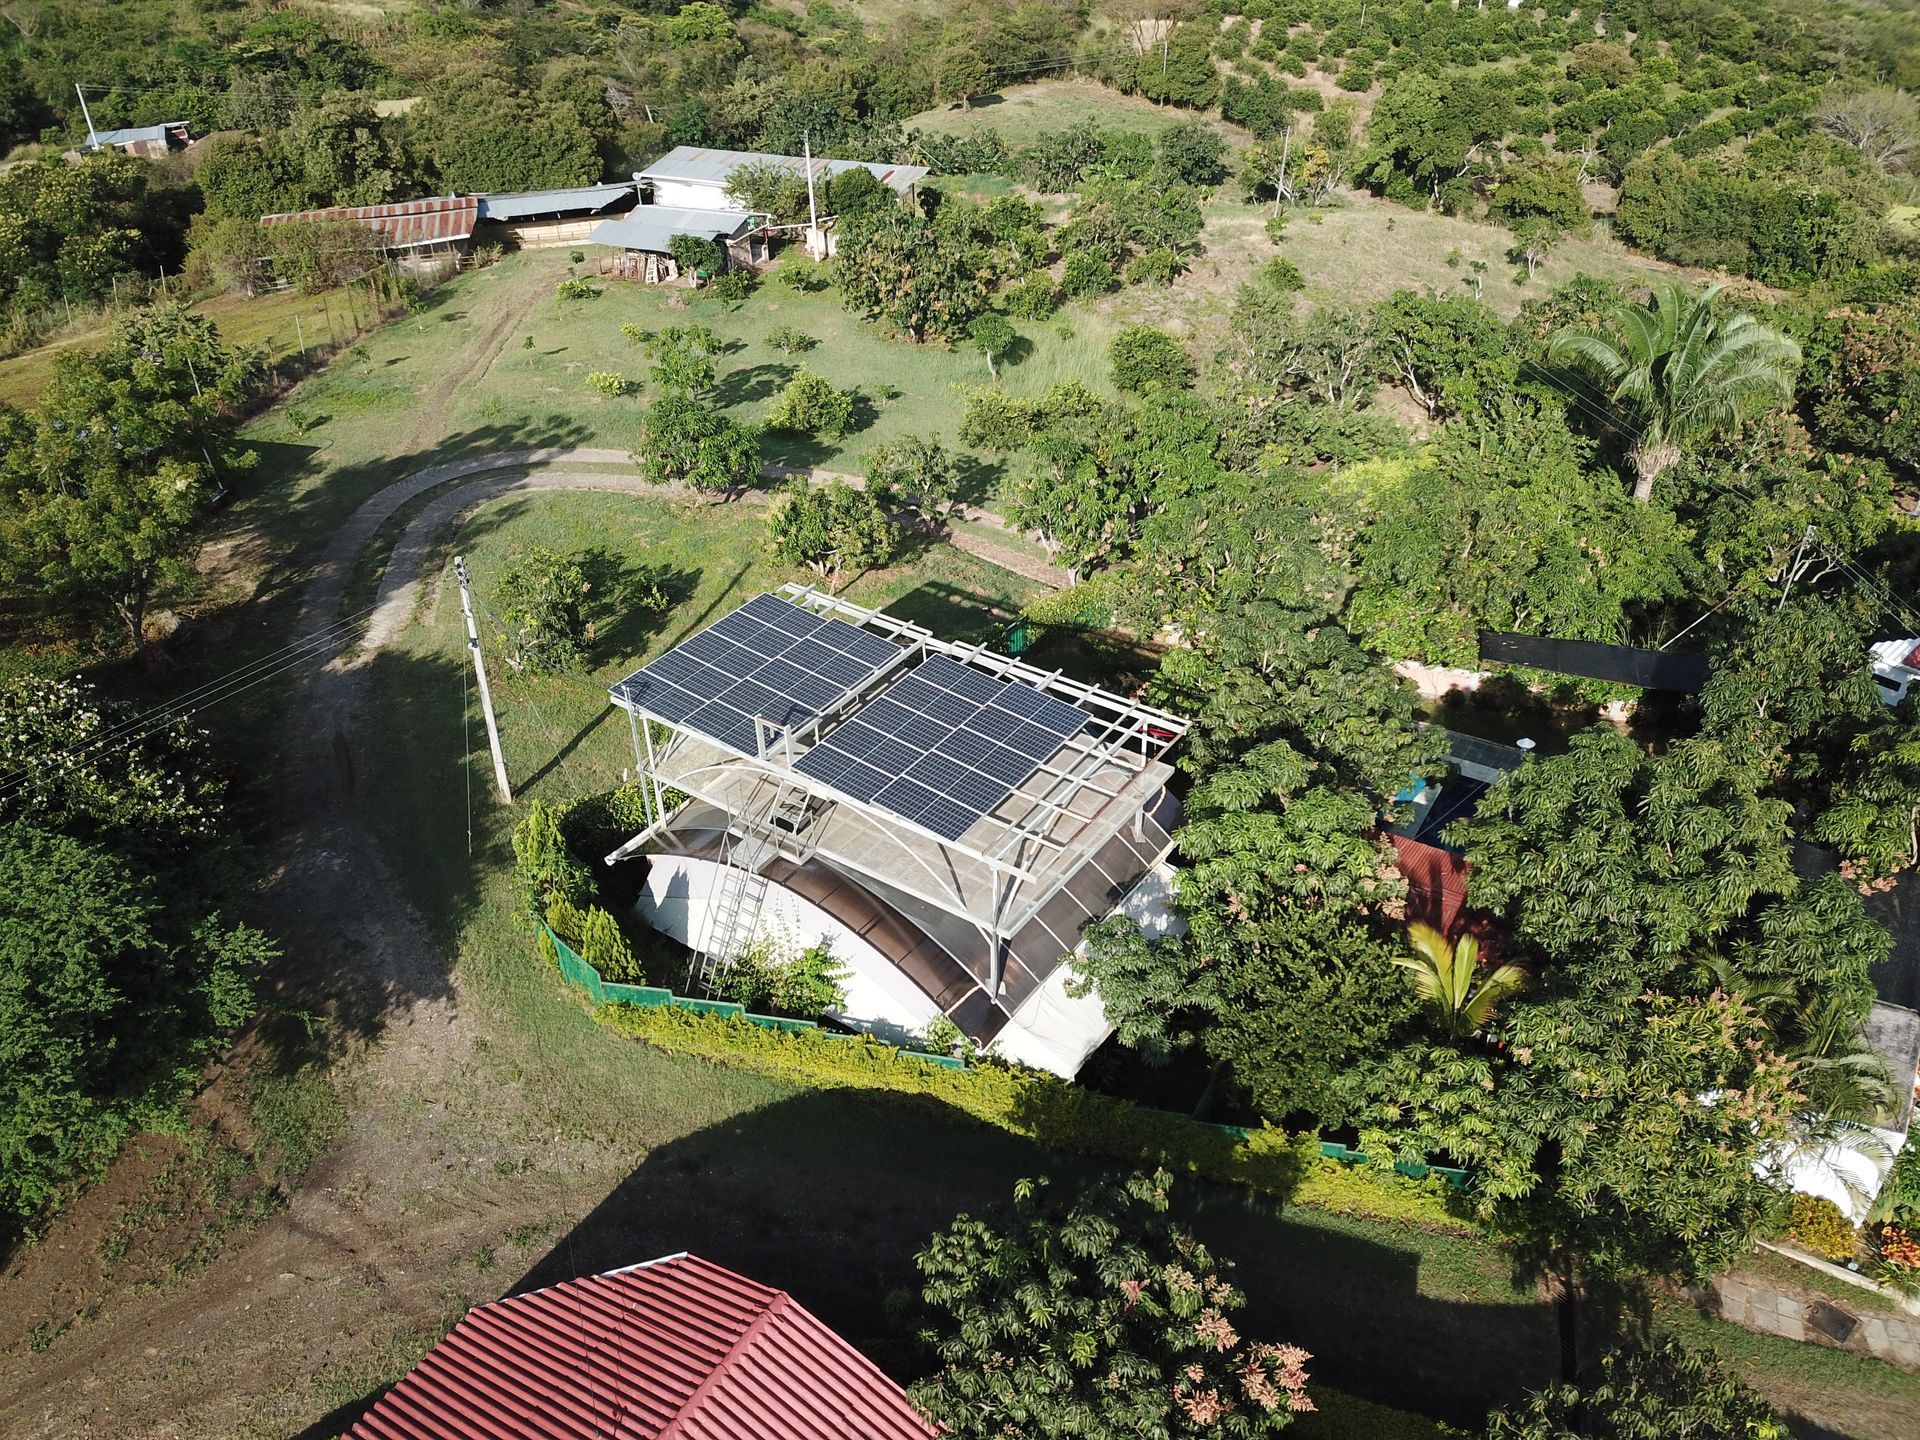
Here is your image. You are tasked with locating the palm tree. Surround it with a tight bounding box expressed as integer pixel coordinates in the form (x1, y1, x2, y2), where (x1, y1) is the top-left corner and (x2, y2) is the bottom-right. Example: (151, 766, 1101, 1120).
(1547, 281, 1801, 503)
(1396, 922, 1527, 1040)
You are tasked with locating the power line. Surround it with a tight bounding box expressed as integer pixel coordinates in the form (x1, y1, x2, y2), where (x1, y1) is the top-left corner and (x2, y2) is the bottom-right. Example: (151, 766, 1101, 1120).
(0, 603, 378, 804)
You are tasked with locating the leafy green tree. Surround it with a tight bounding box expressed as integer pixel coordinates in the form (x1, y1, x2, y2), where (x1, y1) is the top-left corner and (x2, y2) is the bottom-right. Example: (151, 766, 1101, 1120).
(965, 312, 1018, 381)
(767, 479, 895, 590)
(496, 547, 592, 673)
(1396, 924, 1525, 1042)
(933, 42, 990, 110)
(635, 394, 759, 497)
(1348, 396, 1689, 668)
(1360, 71, 1514, 210)
(0, 151, 174, 315)
(276, 97, 414, 207)
(765, 368, 857, 438)
(0, 306, 258, 648)
(723, 160, 812, 222)
(1485, 1339, 1788, 1439)
(911, 1171, 1313, 1438)
(1137, 25, 1221, 110)
(1372, 290, 1517, 421)
(413, 75, 600, 193)
(1550, 282, 1801, 502)
(1802, 297, 1920, 476)
(1489, 154, 1590, 277)
(1157, 119, 1229, 185)
(0, 676, 272, 1234)
(668, 233, 727, 278)
(835, 205, 993, 343)
(863, 434, 964, 516)
(634, 323, 723, 396)
(1069, 919, 1218, 1068)
(1109, 325, 1194, 394)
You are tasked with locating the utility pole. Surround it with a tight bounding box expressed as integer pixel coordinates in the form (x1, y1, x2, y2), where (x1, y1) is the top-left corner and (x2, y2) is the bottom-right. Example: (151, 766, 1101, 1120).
(74, 83, 98, 148)
(802, 129, 821, 260)
(455, 556, 511, 804)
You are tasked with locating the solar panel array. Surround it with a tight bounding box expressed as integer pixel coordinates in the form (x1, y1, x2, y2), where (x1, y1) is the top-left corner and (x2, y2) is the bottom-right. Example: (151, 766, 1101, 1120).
(610, 593, 900, 754)
(795, 653, 1089, 841)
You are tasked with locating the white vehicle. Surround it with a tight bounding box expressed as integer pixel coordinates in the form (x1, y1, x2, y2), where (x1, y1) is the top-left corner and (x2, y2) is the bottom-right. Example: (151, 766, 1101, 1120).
(1870, 638, 1920, 708)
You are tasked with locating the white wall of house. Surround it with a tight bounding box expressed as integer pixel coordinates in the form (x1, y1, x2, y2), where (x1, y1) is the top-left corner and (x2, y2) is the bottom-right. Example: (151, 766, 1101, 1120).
(637, 854, 1183, 1079)
(647, 178, 730, 211)
(638, 855, 938, 1039)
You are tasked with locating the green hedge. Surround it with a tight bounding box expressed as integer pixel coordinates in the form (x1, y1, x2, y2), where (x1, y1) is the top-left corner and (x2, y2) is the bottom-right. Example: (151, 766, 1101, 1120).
(597, 1002, 1468, 1231)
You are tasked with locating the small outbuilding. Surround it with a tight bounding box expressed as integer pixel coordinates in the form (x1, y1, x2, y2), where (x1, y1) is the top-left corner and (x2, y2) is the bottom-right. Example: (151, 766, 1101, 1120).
(635, 145, 928, 212)
(85, 121, 190, 157)
(589, 204, 765, 283)
(345, 1252, 937, 1440)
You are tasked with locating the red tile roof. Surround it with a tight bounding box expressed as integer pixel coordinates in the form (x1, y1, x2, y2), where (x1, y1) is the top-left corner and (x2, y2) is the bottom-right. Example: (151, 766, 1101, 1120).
(347, 1253, 937, 1440)
(259, 195, 478, 249)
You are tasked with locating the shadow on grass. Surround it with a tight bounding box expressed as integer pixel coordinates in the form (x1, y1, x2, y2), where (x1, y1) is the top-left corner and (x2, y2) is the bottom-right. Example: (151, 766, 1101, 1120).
(712, 361, 797, 408)
(885, 578, 1023, 646)
(296, 1085, 1558, 1436)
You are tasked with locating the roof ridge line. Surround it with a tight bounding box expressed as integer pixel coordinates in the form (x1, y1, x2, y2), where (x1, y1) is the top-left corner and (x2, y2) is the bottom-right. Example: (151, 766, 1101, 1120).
(652, 1285, 794, 1440)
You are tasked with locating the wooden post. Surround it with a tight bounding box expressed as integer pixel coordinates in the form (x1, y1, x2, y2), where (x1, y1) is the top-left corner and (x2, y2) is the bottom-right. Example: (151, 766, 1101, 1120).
(294, 314, 307, 357)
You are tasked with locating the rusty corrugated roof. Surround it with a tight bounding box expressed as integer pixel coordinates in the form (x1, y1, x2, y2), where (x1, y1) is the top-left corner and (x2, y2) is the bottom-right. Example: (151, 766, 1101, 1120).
(346, 1253, 938, 1440)
(259, 194, 478, 249)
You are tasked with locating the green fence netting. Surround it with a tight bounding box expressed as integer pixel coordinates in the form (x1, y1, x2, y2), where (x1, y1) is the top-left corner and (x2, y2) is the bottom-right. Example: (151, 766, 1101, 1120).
(542, 925, 1460, 1180)
(541, 923, 965, 1066)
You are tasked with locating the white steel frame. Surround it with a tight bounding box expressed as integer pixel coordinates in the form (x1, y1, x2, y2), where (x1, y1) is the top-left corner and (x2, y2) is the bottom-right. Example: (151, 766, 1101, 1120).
(608, 584, 1189, 985)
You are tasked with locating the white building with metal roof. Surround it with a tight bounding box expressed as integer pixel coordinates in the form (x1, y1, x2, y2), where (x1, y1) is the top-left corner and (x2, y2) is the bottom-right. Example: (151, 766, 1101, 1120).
(635, 146, 928, 212)
(606, 585, 1188, 1078)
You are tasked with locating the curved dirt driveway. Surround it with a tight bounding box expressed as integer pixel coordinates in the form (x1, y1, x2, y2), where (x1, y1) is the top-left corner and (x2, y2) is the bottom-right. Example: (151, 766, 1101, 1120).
(0, 449, 1058, 1440)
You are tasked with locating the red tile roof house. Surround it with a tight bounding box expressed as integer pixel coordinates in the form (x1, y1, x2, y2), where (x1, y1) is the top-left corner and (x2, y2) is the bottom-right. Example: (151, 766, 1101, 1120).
(347, 1252, 937, 1440)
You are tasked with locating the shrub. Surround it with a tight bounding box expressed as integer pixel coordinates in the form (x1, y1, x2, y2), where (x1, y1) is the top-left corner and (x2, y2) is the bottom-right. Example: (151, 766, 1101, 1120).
(1871, 1222, 1920, 1293)
(595, 1002, 1467, 1229)
(1108, 324, 1194, 393)
(765, 368, 857, 437)
(713, 935, 848, 1016)
(668, 233, 725, 275)
(580, 905, 642, 984)
(1003, 272, 1059, 320)
(706, 268, 756, 301)
(1265, 213, 1292, 245)
(544, 891, 585, 947)
(863, 433, 964, 514)
(1788, 1192, 1858, 1261)
(555, 278, 598, 301)
(512, 799, 593, 912)
(1061, 251, 1115, 297)
(496, 546, 592, 673)
(774, 258, 830, 292)
(1257, 256, 1305, 292)
(766, 325, 817, 353)
(586, 371, 637, 397)
(1121, 246, 1181, 287)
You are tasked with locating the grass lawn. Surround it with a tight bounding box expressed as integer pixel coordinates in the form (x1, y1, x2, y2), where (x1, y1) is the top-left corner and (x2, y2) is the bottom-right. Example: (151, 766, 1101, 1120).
(0, 282, 385, 409)
(910, 77, 1216, 147)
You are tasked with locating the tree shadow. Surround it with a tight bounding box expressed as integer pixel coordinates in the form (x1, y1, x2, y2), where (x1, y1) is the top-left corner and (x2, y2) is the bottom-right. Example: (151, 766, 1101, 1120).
(298, 1086, 1560, 1434)
(954, 455, 1005, 510)
(711, 361, 797, 408)
(582, 550, 700, 663)
(883, 579, 1022, 646)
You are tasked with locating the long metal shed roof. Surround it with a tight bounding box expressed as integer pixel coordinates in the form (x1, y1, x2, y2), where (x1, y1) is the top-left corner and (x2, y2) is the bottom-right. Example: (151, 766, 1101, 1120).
(637, 145, 929, 194)
(476, 182, 635, 221)
(591, 207, 756, 254)
(259, 195, 478, 249)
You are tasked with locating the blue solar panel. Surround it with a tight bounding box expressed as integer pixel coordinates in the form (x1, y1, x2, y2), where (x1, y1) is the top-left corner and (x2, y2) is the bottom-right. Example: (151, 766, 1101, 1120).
(918, 653, 1007, 706)
(833, 759, 892, 804)
(789, 651, 1087, 839)
(607, 592, 904, 755)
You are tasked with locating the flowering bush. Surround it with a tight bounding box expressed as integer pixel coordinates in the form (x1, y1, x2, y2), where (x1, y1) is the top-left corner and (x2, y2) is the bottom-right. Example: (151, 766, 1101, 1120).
(586, 371, 637, 397)
(1788, 1192, 1859, 1262)
(1870, 1222, 1920, 1293)
(912, 1170, 1312, 1437)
